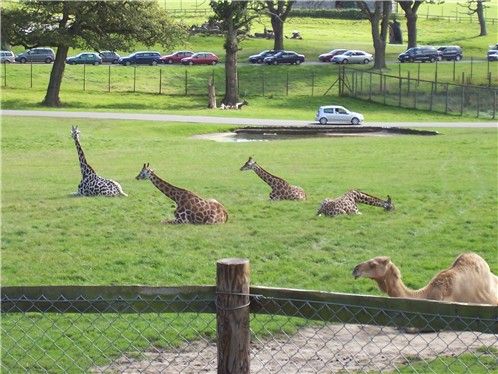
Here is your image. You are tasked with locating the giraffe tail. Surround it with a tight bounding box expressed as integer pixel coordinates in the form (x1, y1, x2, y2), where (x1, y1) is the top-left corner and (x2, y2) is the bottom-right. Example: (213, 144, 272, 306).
(112, 180, 128, 197)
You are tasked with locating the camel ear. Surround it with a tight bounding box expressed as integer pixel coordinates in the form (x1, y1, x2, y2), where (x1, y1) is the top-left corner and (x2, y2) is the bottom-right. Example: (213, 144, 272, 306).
(380, 257, 391, 265)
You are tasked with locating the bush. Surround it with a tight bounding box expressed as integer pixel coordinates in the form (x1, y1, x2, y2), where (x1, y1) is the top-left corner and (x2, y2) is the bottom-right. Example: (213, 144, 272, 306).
(289, 8, 367, 20)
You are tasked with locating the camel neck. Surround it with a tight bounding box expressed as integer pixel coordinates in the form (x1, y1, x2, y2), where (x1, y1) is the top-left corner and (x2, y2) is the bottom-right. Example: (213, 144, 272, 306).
(375, 264, 428, 299)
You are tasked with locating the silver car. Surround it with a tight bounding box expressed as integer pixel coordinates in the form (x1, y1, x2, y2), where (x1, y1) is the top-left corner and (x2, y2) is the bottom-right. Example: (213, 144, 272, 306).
(315, 105, 364, 125)
(1, 51, 15, 63)
(331, 50, 373, 64)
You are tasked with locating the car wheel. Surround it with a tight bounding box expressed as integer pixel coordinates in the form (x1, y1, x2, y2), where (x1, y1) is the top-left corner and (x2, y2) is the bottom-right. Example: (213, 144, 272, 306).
(4, 60, 11, 64)
(430, 58, 435, 63)
(273, 60, 278, 65)
(258, 58, 263, 63)
(112, 59, 118, 64)
(189, 61, 193, 66)
(296, 60, 302, 65)
(93, 61, 99, 66)
(19, 57, 27, 64)
(342, 59, 348, 64)
(168, 60, 173, 64)
(319, 117, 328, 125)
(456, 55, 462, 61)
(363, 59, 370, 64)
(351, 117, 360, 126)
(125, 61, 131, 66)
(45, 58, 53, 64)
(211, 61, 217, 65)
(410, 58, 415, 63)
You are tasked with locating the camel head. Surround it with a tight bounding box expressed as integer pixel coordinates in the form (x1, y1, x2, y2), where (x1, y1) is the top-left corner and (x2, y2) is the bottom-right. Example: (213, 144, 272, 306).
(352, 256, 392, 280)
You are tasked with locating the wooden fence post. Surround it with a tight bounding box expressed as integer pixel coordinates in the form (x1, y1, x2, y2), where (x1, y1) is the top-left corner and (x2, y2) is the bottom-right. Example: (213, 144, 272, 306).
(262, 71, 265, 96)
(476, 88, 480, 118)
(30, 62, 33, 88)
(159, 68, 162, 94)
(108, 65, 111, 93)
(429, 82, 434, 111)
(133, 66, 136, 93)
(286, 70, 289, 96)
(398, 76, 402, 107)
(83, 64, 86, 91)
(460, 85, 465, 116)
(185, 69, 188, 96)
(369, 71, 372, 101)
(216, 258, 250, 374)
(452, 59, 456, 81)
(445, 83, 449, 114)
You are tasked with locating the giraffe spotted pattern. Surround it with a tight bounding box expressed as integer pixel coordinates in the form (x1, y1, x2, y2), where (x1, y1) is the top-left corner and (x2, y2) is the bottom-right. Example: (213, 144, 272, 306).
(71, 126, 127, 197)
(317, 190, 394, 216)
(136, 163, 228, 224)
(240, 157, 306, 201)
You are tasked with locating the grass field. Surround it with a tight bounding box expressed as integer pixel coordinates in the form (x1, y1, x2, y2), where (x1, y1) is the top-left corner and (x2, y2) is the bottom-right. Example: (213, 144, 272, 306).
(2, 115, 497, 371)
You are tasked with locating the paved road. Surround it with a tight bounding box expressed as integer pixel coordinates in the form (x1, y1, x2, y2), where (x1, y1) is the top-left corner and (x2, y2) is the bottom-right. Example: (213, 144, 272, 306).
(2, 109, 497, 128)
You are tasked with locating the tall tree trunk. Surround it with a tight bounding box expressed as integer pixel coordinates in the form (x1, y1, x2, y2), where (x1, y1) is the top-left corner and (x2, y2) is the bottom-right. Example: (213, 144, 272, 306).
(223, 22, 238, 105)
(271, 15, 284, 50)
(476, 0, 487, 36)
(372, 34, 387, 69)
(405, 12, 417, 48)
(42, 45, 69, 107)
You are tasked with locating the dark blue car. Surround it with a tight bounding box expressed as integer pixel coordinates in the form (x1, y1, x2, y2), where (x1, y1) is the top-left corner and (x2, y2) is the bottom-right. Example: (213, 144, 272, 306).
(119, 51, 162, 66)
(264, 51, 305, 65)
(248, 50, 281, 64)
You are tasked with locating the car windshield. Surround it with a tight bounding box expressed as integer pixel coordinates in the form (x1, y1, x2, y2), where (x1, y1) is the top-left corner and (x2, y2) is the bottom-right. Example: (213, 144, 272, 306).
(273, 52, 283, 57)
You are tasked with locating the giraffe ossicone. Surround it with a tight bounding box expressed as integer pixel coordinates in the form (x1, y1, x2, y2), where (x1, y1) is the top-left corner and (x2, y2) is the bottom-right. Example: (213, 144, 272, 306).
(317, 190, 394, 216)
(70, 126, 127, 197)
(135, 163, 228, 224)
(240, 157, 306, 201)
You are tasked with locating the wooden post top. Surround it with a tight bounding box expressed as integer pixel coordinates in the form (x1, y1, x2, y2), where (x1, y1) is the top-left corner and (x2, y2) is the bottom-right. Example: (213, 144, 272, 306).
(217, 258, 249, 266)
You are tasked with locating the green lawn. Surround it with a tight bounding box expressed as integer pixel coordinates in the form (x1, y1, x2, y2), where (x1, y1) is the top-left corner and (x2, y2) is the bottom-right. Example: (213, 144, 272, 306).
(2, 116, 497, 371)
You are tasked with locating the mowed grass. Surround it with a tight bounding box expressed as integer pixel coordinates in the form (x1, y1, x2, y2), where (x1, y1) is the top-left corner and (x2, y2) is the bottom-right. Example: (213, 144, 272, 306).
(2, 116, 497, 372)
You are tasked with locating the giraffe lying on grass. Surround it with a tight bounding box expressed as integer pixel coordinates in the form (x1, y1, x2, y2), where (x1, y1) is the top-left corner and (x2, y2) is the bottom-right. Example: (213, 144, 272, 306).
(317, 190, 393, 216)
(135, 163, 228, 224)
(70, 126, 127, 197)
(240, 157, 306, 200)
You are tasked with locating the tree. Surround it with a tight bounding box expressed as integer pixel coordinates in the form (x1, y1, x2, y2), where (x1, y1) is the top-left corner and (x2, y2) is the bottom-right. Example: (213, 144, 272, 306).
(396, 0, 423, 49)
(357, 1, 392, 69)
(462, 0, 487, 36)
(264, 1, 295, 51)
(210, 1, 260, 106)
(1, 1, 185, 107)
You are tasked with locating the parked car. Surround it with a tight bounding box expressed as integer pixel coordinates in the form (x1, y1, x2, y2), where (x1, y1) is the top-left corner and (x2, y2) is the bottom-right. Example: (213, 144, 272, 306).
(181, 52, 219, 65)
(99, 51, 120, 64)
(248, 50, 281, 64)
(66, 52, 102, 65)
(318, 49, 347, 62)
(315, 105, 364, 125)
(119, 51, 162, 66)
(15, 47, 55, 63)
(331, 50, 372, 64)
(488, 50, 498, 62)
(263, 51, 305, 65)
(398, 47, 439, 63)
(161, 51, 194, 64)
(436, 46, 463, 61)
(1, 50, 15, 63)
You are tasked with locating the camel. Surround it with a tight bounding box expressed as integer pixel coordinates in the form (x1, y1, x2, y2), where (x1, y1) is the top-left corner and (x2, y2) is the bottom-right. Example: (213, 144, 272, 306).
(352, 253, 498, 305)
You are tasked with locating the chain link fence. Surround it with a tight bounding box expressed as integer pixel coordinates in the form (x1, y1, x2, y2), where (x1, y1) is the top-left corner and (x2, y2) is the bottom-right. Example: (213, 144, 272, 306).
(2, 285, 497, 373)
(341, 67, 498, 119)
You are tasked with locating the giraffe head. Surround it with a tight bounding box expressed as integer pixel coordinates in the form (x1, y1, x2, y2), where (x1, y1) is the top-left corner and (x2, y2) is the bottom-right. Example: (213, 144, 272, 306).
(316, 199, 331, 216)
(71, 125, 80, 141)
(240, 157, 256, 171)
(352, 256, 391, 280)
(136, 163, 153, 180)
(384, 195, 395, 211)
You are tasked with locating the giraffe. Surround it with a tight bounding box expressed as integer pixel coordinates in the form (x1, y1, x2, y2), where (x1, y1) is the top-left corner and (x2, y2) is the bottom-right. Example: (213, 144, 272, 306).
(70, 126, 127, 197)
(317, 190, 394, 216)
(135, 163, 228, 224)
(240, 157, 306, 200)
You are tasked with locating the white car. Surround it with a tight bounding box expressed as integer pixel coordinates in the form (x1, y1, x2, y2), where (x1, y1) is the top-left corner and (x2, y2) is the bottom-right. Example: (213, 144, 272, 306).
(315, 105, 364, 125)
(331, 50, 373, 64)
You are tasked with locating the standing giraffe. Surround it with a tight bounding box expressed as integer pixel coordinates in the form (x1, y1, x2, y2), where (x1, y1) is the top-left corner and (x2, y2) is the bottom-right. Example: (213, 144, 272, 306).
(240, 157, 306, 200)
(317, 190, 394, 216)
(70, 126, 127, 197)
(135, 163, 228, 224)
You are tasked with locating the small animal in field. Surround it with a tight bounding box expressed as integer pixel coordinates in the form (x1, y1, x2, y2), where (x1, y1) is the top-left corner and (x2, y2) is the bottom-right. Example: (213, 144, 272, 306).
(240, 157, 306, 200)
(352, 253, 498, 305)
(135, 163, 228, 224)
(317, 190, 393, 216)
(70, 126, 127, 197)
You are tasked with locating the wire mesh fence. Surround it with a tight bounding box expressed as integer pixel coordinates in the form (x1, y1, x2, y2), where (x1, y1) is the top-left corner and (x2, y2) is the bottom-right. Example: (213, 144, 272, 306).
(2, 285, 497, 373)
(342, 67, 498, 119)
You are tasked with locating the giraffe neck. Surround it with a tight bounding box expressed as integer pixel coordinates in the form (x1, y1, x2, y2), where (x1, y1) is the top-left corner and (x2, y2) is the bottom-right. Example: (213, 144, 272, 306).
(74, 138, 95, 177)
(252, 164, 288, 188)
(148, 172, 189, 203)
(375, 263, 429, 299)
(351, 190, 387, 208)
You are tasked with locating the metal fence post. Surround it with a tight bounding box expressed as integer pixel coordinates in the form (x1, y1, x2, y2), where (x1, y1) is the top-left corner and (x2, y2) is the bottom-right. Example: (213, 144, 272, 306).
(262, 71, 265, 96)
(286, 70, 289, 96)
(159, 68, 162, 94)
(369, 71, 372, 100)
(30, 62, 33, 88)
(311, 71, 315, 96)
(133, 66, 136, 93)
(470, 57, 473, 83)
(460, 85, 465, 116)
(398, 76, 402, 107)
(216, 258, 250, 374)
(2, 61, 6, 87)
(493, 90, 496, 119)
(476, 88, 480, 117)
(417, 62, 420, 83)
(452, 60, 456, 81)
(383, 75, 387, 105)
(83, 64, 86, 91)
(445, 83, 449, 114)
(185, 69, 188, 96)
(108, 65, 111, 93)
(429, 82, 434, 111)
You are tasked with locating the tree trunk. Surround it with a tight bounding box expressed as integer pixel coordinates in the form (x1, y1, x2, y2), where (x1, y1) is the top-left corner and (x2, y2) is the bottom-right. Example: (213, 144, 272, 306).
(271, 15, 284, 50)
(42, 45, 69, 107)
(405, 12, 417, 48)
(223, 23, 239, 105)
(476, 0, 487, 36)
(373, 36, 387, 69)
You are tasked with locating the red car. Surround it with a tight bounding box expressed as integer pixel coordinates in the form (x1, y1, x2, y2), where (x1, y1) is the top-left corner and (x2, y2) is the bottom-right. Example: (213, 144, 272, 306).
(160, 51, 194, 64)
(318, 49, 347, 62)
(181, 52, 219, 65)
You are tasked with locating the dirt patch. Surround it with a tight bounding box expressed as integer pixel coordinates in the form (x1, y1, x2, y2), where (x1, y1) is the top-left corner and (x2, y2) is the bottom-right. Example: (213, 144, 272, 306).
(92, 324, 496, 373)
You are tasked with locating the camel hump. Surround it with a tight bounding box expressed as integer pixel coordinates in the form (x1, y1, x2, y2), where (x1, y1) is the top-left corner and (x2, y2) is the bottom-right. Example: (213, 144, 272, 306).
(452, 252, 489, 270)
